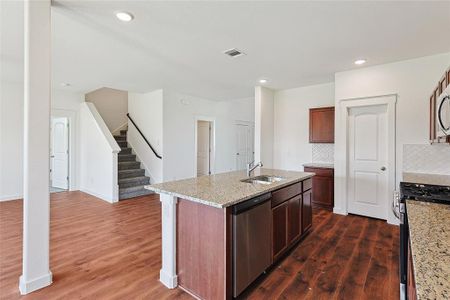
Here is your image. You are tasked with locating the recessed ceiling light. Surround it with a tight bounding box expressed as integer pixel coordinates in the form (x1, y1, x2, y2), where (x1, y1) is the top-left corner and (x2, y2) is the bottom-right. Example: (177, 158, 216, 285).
(115, 11, 134, 22)
(259, 79, 268, 84)
(354, 59, 367, 65)
(60, 83, 71, 87)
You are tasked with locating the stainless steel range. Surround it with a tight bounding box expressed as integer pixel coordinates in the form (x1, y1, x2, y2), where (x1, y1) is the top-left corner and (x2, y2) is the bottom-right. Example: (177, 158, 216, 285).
(395, 182, 450, 300)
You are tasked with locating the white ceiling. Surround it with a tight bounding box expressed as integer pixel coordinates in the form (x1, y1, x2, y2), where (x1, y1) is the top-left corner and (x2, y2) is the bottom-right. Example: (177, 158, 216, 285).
(2, 1, 450, 100)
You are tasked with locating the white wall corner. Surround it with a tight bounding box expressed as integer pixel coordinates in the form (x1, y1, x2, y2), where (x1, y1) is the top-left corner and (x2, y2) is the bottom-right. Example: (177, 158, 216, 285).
(254, 86, 274, 168)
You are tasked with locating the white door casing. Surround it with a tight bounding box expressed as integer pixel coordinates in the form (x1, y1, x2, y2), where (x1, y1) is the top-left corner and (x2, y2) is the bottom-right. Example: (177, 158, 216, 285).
(196, 121, 210, 176)
(51, 117, 69, 189)
(348, 105, 388, 220)
(335, 94, 397, 225)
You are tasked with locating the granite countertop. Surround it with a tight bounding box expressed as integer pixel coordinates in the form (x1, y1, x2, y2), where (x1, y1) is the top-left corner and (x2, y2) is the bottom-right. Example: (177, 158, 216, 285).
(303, 163, 334, 169)
(145, 168, 314, 208)
(406, 200, 450, 300)
(403, 172, 450, 186)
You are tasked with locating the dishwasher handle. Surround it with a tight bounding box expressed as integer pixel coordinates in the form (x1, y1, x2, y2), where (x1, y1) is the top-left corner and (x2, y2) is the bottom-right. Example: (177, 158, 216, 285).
(232, 192, 272, 215)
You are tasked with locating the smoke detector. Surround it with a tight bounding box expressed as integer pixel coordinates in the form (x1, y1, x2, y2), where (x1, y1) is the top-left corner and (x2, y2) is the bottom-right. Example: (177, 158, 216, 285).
(224, 48, 246, 58)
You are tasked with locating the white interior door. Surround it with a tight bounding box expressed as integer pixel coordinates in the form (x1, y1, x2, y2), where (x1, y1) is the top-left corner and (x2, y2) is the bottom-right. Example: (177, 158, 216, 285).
(236, 124, 254, 170)
(51, 117, 69, 189)
(197, 121, 210, 176)
(348, 104, 389, 220)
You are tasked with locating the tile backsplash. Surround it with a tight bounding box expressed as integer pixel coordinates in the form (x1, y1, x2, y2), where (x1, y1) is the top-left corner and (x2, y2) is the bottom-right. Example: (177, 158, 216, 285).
(403, 144, 450, 175)
(312, 144, 334, 163)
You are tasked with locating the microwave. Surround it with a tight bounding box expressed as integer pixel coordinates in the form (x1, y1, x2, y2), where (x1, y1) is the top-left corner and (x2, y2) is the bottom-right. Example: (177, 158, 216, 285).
(430, 72, 450, 144)
(436, 89, 450, 139)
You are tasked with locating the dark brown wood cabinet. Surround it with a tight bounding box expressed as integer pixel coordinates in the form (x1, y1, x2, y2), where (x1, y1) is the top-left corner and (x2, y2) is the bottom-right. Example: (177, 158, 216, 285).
(309, 106, 335, 143)
(271, 179, 312, 261)
(302, 188, 312, 232)
(272, 201, 288, 260)
(287, 195, 302, 243)
(304, 167, 334, 211)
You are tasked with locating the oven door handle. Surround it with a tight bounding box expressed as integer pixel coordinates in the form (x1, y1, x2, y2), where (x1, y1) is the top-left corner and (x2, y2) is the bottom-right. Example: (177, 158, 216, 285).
(392, 192, 400, 219)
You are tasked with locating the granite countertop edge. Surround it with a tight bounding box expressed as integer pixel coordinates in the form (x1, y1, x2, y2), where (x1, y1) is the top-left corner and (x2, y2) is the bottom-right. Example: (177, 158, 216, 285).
(406, 200, 450, 300)
(302, 163, 334, 169)
(145, 173, 315, 209)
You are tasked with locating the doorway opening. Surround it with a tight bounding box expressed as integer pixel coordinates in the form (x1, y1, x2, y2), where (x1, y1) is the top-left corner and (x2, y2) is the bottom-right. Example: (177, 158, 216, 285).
(337, 95, 397, 224)
(195, 119, 215, 177)
(50, 116, 69, 193)
(235, 122, 255, 170)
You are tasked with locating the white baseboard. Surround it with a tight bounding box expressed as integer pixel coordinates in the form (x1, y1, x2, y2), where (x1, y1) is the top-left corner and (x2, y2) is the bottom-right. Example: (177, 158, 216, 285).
(19, 271, 52, 295)
(333, 207, 348, 215)
(0, 194, 23, 202)
(160, 269, 178, 289)
(80, 188, 115, 203)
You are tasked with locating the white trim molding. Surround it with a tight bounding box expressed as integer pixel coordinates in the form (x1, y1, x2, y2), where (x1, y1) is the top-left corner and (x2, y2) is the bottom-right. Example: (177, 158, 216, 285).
(159, 194, 178, 289)
(111, 121, 128, 136)
(19, 271, 52, 295)
(334, 94, 398, 225)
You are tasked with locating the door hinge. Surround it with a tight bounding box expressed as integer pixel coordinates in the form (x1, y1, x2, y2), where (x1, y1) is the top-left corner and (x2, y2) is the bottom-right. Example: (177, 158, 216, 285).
(66, 176, 69, 181)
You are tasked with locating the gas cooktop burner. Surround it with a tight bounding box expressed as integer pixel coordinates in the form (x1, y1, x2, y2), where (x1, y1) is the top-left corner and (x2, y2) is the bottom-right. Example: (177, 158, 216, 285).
(400, 182, 450, 204)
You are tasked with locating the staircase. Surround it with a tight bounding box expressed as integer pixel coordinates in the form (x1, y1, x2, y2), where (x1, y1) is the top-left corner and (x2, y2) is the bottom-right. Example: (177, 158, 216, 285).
(115, 130, 153, 200)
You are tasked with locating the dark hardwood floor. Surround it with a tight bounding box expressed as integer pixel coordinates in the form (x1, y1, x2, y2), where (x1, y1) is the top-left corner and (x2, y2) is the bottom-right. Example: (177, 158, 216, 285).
(0, 192, 399, 300)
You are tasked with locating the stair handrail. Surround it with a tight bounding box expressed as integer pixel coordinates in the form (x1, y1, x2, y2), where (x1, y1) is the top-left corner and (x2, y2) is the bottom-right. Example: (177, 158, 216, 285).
(126, 113, 162, 159)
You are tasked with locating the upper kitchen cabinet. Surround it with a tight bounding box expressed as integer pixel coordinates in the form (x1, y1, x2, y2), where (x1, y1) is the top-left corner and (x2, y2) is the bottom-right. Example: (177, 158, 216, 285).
(309, 106, 335, 143)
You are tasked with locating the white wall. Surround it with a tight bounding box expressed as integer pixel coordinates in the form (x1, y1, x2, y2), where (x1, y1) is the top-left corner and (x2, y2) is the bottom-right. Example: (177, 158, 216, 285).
(273, 82, 335, 171)
(0, 82, 24, 201)
(334, 52, 450, 218)
(0, 82, 84, 201)
(255, 86, 274, 168)
(128, 90, 163, 183)
(163, 91, 254, 181)
(79, 102, 120, 202)
(85, 87, 128, 134)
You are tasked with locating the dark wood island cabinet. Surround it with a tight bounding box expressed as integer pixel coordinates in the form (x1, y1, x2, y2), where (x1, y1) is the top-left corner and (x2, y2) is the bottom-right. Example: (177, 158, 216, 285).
(147, 169, 315, 300)
(271, 179, 312, 261)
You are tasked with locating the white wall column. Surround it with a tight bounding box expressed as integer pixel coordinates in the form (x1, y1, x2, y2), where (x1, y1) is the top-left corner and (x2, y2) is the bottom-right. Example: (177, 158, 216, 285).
(254, 86, 274, 168)
(19, 0, 52, 294)
(159, 194, 178, 288)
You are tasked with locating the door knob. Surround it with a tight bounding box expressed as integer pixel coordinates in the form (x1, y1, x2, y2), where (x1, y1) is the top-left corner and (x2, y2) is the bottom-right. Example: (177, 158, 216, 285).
(381, 166, 386, 171)
(50, 155, 55, 158)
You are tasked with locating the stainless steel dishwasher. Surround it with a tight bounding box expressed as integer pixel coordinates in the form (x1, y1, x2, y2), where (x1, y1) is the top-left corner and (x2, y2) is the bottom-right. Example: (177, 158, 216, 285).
(232, 192, 272, 297)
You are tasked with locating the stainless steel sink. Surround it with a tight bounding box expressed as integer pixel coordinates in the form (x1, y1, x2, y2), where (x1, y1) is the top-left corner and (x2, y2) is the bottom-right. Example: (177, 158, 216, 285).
(241, 175, 285, 185)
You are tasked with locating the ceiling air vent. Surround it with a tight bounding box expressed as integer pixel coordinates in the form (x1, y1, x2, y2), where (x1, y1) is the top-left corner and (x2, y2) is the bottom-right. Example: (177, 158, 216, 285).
(224, 48, 246, 58)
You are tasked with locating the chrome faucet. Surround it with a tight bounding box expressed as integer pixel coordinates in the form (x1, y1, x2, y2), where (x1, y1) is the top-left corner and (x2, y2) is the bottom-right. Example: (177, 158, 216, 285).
(246, 161, 263, 177)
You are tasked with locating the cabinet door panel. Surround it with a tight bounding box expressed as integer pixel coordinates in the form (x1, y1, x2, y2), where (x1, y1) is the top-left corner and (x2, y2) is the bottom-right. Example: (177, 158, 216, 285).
(272, 202, 288, 259)
(288, 195, 301, 243)
(302, 189, 312, 232)
(309, 107, 335, 143)
(312, 176, 334, 207)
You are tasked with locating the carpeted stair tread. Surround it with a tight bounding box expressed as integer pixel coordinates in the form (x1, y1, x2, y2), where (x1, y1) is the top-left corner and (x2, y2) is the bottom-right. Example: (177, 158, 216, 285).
(118, 169, 145, 179)
(118, 154, 136, 162)
(118, 161, 140, 170)
(119, 176, 150, 188)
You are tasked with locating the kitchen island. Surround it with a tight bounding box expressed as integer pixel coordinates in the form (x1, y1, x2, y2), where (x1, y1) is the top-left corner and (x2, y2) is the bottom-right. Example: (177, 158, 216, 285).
(145, 168, 314, 299)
